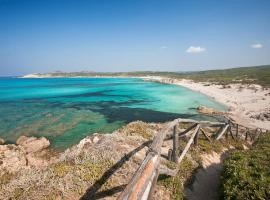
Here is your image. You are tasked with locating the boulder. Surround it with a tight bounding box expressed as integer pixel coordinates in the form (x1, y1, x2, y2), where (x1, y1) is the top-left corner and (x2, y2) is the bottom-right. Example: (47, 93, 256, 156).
(92, 136, 100, 143)
(16, 135, 35, 145)
(1, 136, 52, 174)
(197, 106, 223, 115)
(16, 136, 50, 153)
(0, 137, 5, 145)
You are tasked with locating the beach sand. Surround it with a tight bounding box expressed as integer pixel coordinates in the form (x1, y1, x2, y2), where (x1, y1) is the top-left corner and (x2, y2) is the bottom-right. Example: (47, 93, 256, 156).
(143, 76, 270, 130)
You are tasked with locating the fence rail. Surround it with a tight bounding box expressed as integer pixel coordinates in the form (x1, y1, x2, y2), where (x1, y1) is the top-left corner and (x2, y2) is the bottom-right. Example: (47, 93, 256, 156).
(117, 118, 267, 200)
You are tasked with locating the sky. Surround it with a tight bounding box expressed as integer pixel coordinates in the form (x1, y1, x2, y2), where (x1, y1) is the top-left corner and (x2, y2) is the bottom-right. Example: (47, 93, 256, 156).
(0, 0, 270, 76)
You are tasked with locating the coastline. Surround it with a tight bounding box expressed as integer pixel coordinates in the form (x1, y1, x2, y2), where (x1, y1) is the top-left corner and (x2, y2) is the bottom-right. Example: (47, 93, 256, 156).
(1, 76, 269, 199)
(20, 74, 270, 129)
(143, 76, 270, 130)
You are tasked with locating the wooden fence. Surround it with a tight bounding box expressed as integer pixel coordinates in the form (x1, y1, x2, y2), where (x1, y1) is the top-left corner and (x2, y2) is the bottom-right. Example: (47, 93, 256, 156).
(117, 118, 267, 200)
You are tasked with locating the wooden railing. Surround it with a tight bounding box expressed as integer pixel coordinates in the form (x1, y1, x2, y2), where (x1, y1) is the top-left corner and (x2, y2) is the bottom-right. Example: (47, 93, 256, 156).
(117, 118, 267, 200)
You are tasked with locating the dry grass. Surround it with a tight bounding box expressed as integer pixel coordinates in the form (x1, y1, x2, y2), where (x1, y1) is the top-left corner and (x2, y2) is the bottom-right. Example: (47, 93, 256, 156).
(0, 121, 252, 200)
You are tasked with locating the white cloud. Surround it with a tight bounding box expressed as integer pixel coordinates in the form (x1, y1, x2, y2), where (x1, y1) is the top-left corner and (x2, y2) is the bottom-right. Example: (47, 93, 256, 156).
(186, 46, 206, 53)
(160, 46, 168, 49)
(251, 43, 263, 49)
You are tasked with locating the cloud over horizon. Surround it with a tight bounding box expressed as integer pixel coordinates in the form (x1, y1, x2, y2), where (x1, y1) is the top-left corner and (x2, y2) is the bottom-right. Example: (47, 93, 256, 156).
(251, 43, 263, 49)
(186, 46, 206, 53)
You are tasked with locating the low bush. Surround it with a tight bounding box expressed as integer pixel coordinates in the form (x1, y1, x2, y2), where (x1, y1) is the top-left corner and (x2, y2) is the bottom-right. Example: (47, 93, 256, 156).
(221, 133, 270, 200)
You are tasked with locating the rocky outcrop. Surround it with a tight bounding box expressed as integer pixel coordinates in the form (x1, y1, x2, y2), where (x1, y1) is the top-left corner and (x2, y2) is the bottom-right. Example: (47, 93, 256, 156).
(197, 105, 225, 116)
(16, 136, 50, 153)
(0, 136, 53, 174)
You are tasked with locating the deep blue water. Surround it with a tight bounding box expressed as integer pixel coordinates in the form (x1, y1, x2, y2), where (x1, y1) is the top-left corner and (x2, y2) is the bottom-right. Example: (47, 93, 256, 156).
(0, 77, 226, 149)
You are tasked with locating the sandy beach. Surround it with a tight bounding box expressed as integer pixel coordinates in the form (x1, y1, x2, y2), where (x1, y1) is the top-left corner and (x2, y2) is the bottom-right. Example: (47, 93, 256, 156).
(143, 76, 270, 130)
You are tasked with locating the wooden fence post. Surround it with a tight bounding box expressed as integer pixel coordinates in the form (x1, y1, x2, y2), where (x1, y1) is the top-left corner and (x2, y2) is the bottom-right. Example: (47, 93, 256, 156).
(168, 149, 172, 161)
(229, 126, 235, 140)
(178, 124, 200, 164)
(194, 128, 199, 146)
(245, 129, 249, 140)
(172, 125, 179, 163)
(215, 124, 229, 140)
(200, 128, 212, 142)
(236, 124, 239, 138)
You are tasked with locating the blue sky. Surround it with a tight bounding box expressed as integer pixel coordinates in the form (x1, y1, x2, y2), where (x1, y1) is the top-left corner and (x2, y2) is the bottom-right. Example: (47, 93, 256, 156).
(0, 0, 270, 76)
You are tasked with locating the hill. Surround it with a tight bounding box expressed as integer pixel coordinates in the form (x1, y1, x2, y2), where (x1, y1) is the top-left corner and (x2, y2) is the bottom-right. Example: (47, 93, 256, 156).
(23, 65, 270, 87)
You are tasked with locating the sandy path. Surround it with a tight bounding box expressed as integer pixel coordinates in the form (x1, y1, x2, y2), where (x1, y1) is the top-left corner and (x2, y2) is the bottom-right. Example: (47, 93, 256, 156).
(185, 151, 228, 200)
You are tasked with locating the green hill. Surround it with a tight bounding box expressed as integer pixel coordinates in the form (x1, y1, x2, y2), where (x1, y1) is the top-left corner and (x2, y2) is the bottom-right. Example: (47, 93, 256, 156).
(35, 65, 270, 87)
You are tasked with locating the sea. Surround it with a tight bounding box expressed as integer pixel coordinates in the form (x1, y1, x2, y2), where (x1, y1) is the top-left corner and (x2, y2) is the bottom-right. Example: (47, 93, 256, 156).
(0, 77, 226, 150)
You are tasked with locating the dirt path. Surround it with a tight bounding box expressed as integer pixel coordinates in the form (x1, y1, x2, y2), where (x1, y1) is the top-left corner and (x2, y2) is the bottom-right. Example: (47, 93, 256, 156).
(185, 151, 228, 200)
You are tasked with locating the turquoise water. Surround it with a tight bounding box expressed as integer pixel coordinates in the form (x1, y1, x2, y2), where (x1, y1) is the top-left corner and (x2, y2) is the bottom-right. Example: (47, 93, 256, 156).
(0, 77, 226, 150)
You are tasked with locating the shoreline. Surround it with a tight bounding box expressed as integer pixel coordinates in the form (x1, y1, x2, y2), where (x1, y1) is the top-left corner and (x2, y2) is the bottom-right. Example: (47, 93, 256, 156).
(17, 74, 270, 129)
(143, 76, 270, 130)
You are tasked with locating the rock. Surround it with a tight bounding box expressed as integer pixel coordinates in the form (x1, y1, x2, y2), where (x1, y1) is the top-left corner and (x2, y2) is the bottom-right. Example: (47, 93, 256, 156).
(0, 144, 28, 173)
(197, 106, 224, 115)
(16, 135, 50, 153)
(92, 136, 99, 143)
(26, 153, 49, 167)
(0, 137, 5, 145)
(23, 137, 50, 153)
(16, 135, 32, 145)
(1, 136, 52, 174)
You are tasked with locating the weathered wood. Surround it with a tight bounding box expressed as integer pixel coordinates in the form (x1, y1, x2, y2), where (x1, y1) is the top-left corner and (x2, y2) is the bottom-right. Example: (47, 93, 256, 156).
(165, 123, 197, 140)
(117, 152, 159, 200)
(178, 123, 198, 137)
(149, 120, 179, 154)
(176, 118, 225, 127)
(215, 124, 229, 140)
(168, 149, 172, 161)
(118, 120, 179, 200)
(254, 129, 262, 141)
(172, 125, 179, 163)
(178, 124, 200, 164)
(249, 130, 254, 141)
(200, 128, 212, 142)
(159, 165, 177, 177)
(225, 128, 229, 139)
(214, 126, 223, 138)
(194, 128, 200, 146)
(147, 168, 159, 200)
(228, 126, 235, 140)
(245, 129, 249, 140)
(118, 117, 266, 200)
(236, 124, 239, 138)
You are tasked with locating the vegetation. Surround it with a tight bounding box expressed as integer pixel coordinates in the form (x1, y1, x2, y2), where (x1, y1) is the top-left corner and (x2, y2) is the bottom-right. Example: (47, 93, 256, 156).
(221, 132, 270, 200)
(157, 131, 250, 200)
(36, 65, 270, 87)
(158, 158, 198, 200)
(119, 121, 157, 140)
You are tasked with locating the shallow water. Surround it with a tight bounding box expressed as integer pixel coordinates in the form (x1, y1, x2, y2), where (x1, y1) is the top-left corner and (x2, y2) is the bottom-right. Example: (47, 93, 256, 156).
(0, 77, 226, 149)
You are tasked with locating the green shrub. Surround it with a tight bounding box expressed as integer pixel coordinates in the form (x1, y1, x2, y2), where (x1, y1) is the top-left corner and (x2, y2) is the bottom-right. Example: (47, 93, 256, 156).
(158, 158, 196, 200)
(221, 133, 270, 200)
